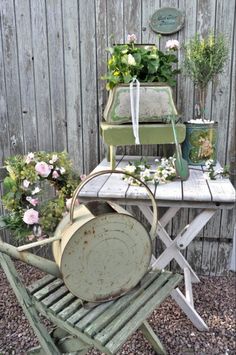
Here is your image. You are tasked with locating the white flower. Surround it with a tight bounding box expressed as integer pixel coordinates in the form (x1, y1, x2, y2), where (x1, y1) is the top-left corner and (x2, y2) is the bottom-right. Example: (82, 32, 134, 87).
(127, 34, 137, 43)
(127, 54, 136, 66)
(205, 159, 214, 168)
(32, 187, 41, 195)
(23, 179, 30, 189)
(165, 39, 180, 50)
(60, 167, 66, 175)
(125, 165, 136, 174)
(49, 154, 58, 164)
(138, 164, 146, 170)
(25, 152, 34, 164)
(140, 169, 150, 179)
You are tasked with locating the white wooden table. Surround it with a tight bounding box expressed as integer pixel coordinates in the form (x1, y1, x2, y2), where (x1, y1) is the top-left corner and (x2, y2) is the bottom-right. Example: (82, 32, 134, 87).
(78, 156, 236, 331)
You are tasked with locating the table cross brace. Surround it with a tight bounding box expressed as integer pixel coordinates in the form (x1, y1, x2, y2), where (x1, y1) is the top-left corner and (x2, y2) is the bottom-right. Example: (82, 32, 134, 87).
(141, 206, 214, 331)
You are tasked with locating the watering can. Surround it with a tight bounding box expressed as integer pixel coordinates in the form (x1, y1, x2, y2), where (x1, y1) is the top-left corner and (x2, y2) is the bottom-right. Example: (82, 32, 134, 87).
(0, 170, 158, 302)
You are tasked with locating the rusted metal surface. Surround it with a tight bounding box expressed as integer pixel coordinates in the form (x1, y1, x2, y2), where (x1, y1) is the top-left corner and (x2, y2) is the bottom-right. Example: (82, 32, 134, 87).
(53, 203, 152, 302)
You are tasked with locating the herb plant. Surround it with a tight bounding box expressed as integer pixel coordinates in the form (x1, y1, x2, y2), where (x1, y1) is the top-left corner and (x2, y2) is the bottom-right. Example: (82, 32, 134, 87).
(183, 33, 228, 121)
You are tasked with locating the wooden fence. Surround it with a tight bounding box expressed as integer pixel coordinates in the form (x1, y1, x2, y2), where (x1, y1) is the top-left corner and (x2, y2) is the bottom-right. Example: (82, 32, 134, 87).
(0, 0, 235, 275)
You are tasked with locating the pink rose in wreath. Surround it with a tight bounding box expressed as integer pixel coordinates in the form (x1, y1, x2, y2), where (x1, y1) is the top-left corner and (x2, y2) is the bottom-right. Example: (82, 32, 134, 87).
(23, 209, 39, 225)
(35, 161, 51, 177)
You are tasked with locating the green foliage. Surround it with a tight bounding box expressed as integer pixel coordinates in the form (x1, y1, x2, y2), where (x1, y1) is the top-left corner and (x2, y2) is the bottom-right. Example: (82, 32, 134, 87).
(102, 43, 180, 90)
(2, 151, 81, 242)
(183, 33, 228, 89)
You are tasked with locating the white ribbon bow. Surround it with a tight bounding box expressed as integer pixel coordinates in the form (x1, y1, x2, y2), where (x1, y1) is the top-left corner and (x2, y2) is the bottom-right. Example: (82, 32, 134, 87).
(130, 78, 140, 145)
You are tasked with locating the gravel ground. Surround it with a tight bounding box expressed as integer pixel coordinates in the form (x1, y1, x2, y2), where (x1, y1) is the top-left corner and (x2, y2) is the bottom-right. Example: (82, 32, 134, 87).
(0, 261, 235, 355)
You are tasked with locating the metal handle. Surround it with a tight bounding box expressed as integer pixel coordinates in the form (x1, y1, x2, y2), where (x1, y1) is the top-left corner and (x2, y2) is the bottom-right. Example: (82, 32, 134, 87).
(70, 169, 158, 240)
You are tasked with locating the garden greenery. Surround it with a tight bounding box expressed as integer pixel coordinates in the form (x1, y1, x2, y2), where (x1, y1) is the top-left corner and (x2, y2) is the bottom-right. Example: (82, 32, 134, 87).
(1, 151, 82, 242)
(103, 34, 180, 90)
(183, 33, 228, 120)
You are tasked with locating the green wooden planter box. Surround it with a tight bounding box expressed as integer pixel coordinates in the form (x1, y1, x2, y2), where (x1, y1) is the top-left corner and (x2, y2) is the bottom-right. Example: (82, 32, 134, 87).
(103, 84, 179, 124)
(100, 122, 186, 169)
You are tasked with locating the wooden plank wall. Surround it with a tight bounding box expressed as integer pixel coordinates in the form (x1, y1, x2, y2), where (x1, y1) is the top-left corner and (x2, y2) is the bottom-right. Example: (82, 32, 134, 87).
(0, 0, 235, 275)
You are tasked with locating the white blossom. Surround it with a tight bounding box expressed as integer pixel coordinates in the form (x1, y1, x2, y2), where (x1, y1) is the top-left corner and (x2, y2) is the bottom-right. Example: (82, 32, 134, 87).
(165, 39, 180, 50)
(127, 34, 137, 43)
(125, 165, 136, 174)
(127, 54, 136, 66)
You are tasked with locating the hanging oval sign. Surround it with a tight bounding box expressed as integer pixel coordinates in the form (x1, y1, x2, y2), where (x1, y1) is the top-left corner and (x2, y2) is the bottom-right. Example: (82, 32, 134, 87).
(150, 7, 185, 35)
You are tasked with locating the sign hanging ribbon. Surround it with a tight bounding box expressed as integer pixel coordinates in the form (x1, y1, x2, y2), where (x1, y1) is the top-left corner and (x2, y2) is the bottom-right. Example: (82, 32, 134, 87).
(130, 78, 140, 145)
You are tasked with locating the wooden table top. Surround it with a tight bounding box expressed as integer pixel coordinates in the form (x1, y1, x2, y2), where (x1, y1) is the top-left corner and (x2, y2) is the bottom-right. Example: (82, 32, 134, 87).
(79, 156, 236, 209)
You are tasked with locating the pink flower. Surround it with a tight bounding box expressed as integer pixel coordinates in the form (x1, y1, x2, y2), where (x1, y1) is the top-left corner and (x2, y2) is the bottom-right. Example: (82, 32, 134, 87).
(66, 198, 79, 211)
(25, 152, 34, 164)
(52, 170, 60, 179)
(80, 174, 87, 181)
(165, 39, 180, 50)
(27, 234, 35, 241)
(26, 196, 39, 206)
(35, 161, 51, 177)
(23, 179, 30, 188)
(23, 209, 39, 225)
(127, 34, 137, 43)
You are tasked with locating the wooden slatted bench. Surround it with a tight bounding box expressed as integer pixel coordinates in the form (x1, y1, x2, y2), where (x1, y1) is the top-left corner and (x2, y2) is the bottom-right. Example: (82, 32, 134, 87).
(25, 269, 182, 354)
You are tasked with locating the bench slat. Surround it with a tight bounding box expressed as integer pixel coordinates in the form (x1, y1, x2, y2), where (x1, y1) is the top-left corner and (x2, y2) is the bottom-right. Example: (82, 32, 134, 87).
(57, 299, 84, 321)
(67, 305, 92, 325)
(33, 279, 63, 301)
(41, 285, 69, 307)
(106, 273, 182, 353)
(75, 301, 114, 331)
(95, 271, 171, 344)
(84, 271, 160, 337)
(27, 274, 56, 294)
(50, 292, 76, 314)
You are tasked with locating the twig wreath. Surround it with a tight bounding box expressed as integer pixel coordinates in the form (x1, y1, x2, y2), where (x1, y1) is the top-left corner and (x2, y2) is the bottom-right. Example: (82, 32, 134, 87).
(1, 151, 83, 242)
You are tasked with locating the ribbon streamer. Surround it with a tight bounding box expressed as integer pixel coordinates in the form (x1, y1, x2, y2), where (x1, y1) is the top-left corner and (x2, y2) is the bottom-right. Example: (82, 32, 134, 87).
(130, 78, 140, 145)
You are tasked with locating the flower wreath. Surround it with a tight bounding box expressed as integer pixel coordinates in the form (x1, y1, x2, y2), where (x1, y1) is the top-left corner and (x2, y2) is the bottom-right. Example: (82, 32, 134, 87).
(1, 151, 83, 242)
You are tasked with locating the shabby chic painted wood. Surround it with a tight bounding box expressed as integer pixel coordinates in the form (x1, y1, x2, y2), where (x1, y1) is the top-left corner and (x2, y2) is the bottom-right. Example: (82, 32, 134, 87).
(0, 241, 182, 354)
(78, 156, 236, 330)
(0, 0, 235, 274)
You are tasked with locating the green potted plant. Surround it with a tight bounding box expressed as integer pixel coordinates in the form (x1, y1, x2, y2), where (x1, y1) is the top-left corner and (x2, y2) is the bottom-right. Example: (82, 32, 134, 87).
(182, 32, 228, 165)
(102, 34, 181, 125)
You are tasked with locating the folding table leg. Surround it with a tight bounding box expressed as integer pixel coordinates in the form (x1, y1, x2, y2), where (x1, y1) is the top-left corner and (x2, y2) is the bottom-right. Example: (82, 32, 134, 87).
(140, 205, 210, 332)
(171, 288, 209, 331)
(142, 206, 199, 282)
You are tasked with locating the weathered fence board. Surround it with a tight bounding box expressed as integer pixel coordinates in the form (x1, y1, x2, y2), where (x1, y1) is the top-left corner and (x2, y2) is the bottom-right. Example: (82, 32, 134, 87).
(46, 0, 67, 152)
(62, 0, 83, 173)
(30, 0, 53, 151)
(1, 0, 24, 155)
(15, 0, 38, 153)
(0, 0, 235, 275)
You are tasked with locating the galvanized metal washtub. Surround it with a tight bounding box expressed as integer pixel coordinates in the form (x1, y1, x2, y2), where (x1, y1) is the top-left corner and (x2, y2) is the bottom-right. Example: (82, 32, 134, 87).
(0, 170, 158, 303)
